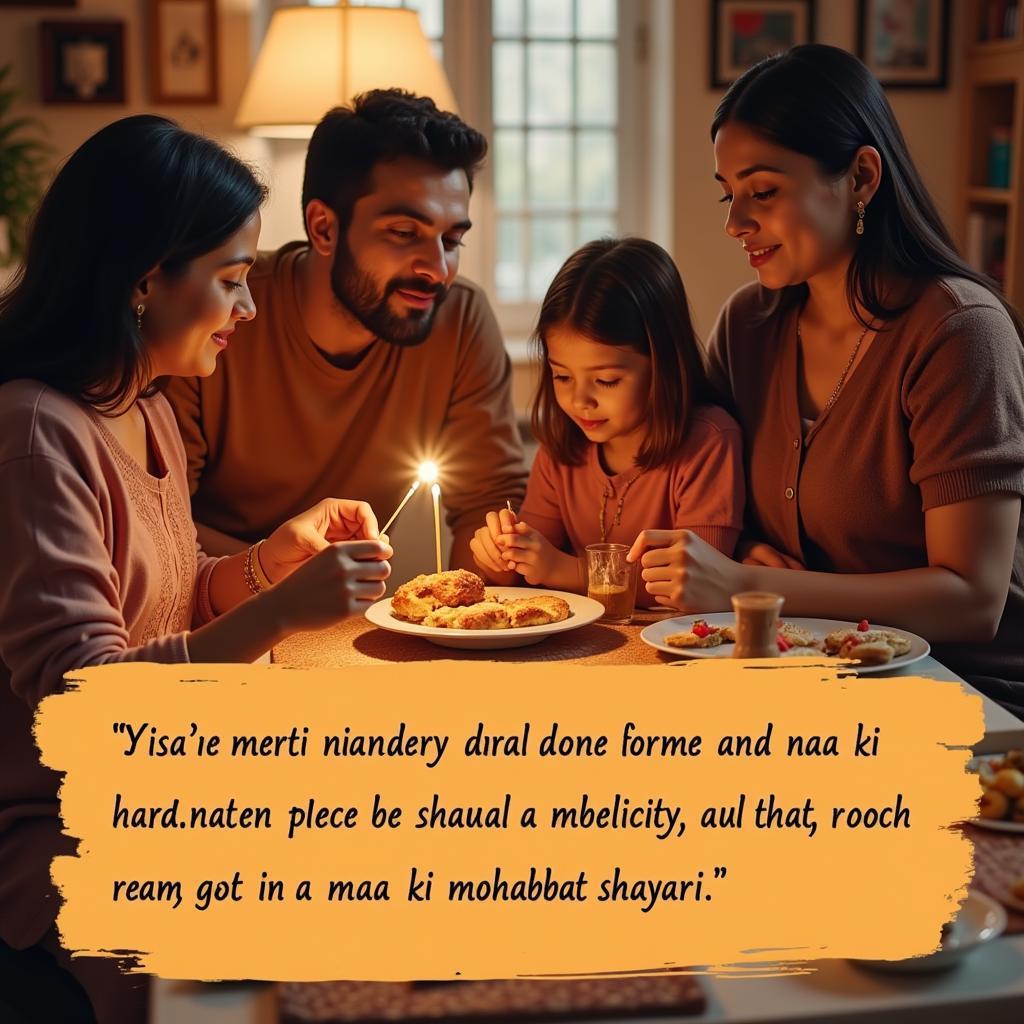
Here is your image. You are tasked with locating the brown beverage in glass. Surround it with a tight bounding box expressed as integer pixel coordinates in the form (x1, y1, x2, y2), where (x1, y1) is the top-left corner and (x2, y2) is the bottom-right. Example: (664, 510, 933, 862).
(730, 592, 784, 658)
(586, 543, 636, 625)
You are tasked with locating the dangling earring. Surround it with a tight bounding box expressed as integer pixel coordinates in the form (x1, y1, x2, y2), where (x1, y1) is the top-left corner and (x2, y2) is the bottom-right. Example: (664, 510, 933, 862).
(855, 201, 866, 236)
(136, 304, 145, 331)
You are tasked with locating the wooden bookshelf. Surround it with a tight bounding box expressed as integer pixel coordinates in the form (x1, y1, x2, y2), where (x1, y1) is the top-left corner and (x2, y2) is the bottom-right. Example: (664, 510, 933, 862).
(957, 0, 1023, 308)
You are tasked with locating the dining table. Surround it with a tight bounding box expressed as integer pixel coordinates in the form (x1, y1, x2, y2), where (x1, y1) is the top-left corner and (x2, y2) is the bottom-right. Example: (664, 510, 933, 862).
(151, 607, 1024, 1024)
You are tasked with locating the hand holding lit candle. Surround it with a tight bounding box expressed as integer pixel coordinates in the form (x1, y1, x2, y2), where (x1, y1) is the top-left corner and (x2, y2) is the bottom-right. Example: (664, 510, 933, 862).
(380, 462, 440, 535)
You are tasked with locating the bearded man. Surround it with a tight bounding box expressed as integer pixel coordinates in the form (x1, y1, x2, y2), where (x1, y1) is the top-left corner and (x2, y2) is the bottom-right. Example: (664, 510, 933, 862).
(167, 90, 527, 577)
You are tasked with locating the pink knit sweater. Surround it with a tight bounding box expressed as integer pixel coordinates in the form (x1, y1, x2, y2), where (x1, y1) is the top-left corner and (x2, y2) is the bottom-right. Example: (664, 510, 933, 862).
(0, 379, 220, 948)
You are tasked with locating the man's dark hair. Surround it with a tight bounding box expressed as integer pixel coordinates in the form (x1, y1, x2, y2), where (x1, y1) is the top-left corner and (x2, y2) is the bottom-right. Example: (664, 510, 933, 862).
(301, 89, 487, 235)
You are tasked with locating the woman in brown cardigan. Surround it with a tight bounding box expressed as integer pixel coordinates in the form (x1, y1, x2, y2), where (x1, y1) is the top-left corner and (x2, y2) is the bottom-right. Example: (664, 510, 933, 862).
(631, 45, 1024, 717)
(0, 116, 392, 1023)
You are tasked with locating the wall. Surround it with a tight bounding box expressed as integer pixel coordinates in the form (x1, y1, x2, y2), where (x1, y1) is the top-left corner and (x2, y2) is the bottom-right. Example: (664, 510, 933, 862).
(672, 0, 965, 340)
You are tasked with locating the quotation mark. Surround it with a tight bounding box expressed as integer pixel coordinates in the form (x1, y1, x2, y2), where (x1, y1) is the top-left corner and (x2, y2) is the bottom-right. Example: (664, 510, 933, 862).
(714, 866, 727, 879)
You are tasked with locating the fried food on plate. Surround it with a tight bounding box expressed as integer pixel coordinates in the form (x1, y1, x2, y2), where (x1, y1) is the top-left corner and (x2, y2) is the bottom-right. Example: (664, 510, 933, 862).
(824, 627, 911, 659)
(505, 595, 571, 628)
(391, 570, 486, 622)
(425, 601, 510, 630)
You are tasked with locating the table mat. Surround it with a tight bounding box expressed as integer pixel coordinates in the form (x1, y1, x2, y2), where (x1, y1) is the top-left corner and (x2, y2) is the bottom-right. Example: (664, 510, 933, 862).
(274, 611, 678, 668)
(963, 823, 1024, 933)
(279, 976, 705, 1023)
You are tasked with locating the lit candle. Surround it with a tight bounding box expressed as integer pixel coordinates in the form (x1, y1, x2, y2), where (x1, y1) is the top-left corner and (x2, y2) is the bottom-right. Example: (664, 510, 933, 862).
(431, 482, 442, 574)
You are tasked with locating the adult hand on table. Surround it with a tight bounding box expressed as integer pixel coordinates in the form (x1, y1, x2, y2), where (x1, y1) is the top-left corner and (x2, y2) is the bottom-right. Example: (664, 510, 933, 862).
(627, 529, 746, 612)
(259, 498, 382, 583)
(735, 538, 806, 570)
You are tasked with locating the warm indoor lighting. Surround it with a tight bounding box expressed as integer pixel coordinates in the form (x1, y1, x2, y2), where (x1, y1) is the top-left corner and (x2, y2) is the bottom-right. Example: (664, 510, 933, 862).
(417, 461, 439, 485)
(235, 5, 457, 138)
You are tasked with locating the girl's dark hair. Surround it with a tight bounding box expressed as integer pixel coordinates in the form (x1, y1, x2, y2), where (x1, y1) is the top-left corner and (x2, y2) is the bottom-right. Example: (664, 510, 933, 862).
(711, 44, 1024, 336)
(531, 237, 719, 470)
(0, 114, 267, 409)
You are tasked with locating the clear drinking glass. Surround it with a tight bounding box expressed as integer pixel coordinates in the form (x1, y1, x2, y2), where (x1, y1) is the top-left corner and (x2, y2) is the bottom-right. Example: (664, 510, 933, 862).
(586, 543, 637, 625)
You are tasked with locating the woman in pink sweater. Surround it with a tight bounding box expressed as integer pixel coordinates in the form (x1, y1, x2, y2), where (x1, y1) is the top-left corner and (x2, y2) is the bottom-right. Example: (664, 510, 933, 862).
(0, 117, 392, 1022)
(471, 238, 744, 604)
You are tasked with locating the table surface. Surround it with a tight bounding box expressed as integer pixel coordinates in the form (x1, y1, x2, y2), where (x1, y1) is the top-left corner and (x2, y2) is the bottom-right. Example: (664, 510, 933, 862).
(275, 610, 1024, 755)
(152, 610, 1024, 1023)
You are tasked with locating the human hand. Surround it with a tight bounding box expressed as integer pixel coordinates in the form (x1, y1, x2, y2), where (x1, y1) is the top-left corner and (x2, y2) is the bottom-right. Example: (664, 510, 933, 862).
(267, 538, 393, 632)
(261, 498, 380, 583)
(495, 520, 564, 586)
(470, 507, 519, 577)
(735, 539, 805, 570)
(627, 529, 746, 611)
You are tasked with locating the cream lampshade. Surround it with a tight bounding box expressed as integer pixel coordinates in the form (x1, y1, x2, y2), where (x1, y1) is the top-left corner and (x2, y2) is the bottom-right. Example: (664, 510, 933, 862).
(236, 5, 456, 138)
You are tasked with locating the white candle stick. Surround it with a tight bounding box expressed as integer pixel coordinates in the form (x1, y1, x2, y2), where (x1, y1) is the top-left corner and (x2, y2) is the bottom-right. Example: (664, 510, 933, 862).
(431, 483, 442, 574)
(380, 480, 420, 535)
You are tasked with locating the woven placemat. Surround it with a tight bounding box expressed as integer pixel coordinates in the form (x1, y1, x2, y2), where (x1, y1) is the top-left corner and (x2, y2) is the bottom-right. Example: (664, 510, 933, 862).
(963, 823, 1024, 933)
(279, 976, 705, 1023)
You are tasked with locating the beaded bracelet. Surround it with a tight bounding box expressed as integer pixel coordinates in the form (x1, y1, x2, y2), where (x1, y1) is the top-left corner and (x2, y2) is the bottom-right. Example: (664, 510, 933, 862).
(243, 541, 269, 595)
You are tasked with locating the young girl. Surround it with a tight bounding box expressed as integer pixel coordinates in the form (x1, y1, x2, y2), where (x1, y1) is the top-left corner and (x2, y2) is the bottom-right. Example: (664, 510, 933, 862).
(471, 237, 744, 607)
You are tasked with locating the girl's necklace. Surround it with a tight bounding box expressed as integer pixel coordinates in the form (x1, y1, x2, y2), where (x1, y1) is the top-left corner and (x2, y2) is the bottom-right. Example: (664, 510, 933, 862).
(599, 470, 645, 543)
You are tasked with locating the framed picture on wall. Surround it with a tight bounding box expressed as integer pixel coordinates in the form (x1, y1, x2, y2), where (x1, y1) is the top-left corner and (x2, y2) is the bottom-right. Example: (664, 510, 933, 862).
(710, 0, 816, 88)
(857, 0, 950, 88)
(39, 20, 126, 104)
(149, 0, 219, 104)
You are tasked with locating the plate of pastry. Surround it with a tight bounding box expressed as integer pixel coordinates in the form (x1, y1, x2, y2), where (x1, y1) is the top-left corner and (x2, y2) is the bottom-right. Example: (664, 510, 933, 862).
(968, 751, 1024, 834)
(640, 614, 930, 674)
(365, 570, 605, 649)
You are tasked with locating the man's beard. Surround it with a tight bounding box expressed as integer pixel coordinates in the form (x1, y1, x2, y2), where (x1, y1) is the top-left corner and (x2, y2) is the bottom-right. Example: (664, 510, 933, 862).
(330, 241, 448, 347)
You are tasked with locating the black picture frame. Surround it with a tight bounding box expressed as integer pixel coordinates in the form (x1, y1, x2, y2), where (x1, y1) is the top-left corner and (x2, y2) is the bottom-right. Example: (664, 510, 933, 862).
(39, 20, 126, 104)
(857, 0, 950, 89)
(710, 0, 816, 89)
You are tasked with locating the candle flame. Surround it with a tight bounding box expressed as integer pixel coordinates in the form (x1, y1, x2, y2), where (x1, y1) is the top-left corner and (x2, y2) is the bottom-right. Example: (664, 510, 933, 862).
(418, 461, 439, 484)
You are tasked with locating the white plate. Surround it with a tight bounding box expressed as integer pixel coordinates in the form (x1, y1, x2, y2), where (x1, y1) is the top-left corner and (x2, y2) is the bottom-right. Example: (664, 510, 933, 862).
(967, 754, 1024, 834)
(640, 614, 930, 674)
(853, 891, 1006, 973)
(364, 587, 605, 650)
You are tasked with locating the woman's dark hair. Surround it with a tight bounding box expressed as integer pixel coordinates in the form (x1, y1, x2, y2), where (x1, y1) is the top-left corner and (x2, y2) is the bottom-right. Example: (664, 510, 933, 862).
(711, 44, 1024, 336)
(0, 114, 267, 409)
(531, 237, 719, 469)
(302, 89, 487, 236)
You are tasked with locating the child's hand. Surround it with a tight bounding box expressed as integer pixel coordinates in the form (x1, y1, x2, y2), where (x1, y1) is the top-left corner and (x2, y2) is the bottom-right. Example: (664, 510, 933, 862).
(496, 520, 565, 586)
(470, 508, 519, 581)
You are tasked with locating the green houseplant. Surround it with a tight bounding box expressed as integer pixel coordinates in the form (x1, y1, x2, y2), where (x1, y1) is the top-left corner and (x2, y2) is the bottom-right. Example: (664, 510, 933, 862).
(0, 63, 49, 266)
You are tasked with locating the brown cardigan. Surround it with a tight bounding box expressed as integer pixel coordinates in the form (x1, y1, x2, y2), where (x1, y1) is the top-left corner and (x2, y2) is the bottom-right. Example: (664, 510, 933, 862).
(706, 277, 1024, 708)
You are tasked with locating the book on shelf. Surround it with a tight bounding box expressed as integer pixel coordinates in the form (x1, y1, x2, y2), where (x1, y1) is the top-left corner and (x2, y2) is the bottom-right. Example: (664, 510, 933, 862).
(966, 210, 1008, 287)
(978, 0, 1021, 41)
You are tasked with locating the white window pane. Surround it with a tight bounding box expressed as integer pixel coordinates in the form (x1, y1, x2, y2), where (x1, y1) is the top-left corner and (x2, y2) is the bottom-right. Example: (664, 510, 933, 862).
(576, 213, 615, 246)
(527, 0, 572, 37)
(527, 43, 572, 125)
(494, 130, 525, 208)
(528, 130, 572, 207)
(492, 0, 523, 37)
(576, 0, 616, 37)
(494, 42, 524, 125)
(577, 130, 616, 208)
(497, 216, 526, 302)
(576, 43, 616, 124)
(529, 217, 573, 300)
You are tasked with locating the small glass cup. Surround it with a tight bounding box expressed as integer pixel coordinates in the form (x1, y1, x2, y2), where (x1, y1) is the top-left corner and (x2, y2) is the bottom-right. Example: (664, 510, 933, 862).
(730, 592, 785, 658)
(586, 543, 637, 625)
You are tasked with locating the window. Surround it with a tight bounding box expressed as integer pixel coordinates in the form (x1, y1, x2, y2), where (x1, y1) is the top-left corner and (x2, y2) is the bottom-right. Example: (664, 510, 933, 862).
(305, 0, 650, 340)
